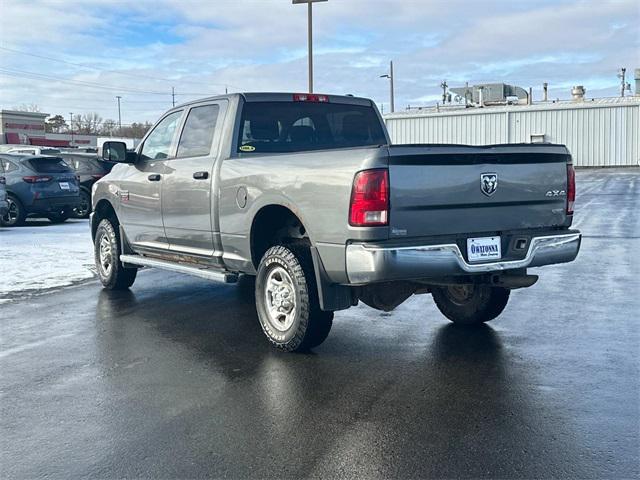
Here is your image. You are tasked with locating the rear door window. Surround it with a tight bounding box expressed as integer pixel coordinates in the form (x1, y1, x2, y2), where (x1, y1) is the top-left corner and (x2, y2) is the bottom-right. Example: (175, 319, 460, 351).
(26, 157, 73, 173)
(237, 101, 387, 153)
(0, 159, 18, 173)
(176, 105, 220, 158)
(140, 110, 183, 161)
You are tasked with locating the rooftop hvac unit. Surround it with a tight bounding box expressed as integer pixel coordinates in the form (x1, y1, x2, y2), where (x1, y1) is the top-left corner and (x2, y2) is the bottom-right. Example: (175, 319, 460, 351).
(450, 83, 529, 105)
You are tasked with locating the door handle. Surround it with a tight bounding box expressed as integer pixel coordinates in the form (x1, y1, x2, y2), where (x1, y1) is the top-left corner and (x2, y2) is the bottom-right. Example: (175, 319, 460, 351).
(193, 171, 209, 180)
(148, 174, 161, 181)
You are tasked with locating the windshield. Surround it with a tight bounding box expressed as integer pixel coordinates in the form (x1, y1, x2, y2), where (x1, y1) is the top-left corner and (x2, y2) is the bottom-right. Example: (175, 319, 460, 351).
(237, 101, 387, 153)
(25, 157, 74, 174)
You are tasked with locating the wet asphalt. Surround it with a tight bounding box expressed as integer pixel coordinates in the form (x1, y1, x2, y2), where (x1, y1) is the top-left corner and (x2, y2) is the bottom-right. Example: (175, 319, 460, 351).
(1, 169, 639, 479)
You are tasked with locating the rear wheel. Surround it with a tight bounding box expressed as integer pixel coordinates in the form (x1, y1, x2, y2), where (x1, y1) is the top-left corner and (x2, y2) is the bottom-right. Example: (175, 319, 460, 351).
(255, 245, 333, 351)
(1, 195, 26, 226)
(94, 218, 137, 290)
(431, 284, 510, 325)
(74, 190, 91, 218)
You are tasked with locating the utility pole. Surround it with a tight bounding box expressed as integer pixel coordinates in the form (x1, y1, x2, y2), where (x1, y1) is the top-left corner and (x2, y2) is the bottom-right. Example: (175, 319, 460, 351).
(440, 79, 448, 104)
(172, 87, 176, 107)
(380, 60, 395, 113)
(69, 112, 74, 146)
(293, 0, 328, 93)
(116, 96, 122, 134)
(618, 68, 627, 97)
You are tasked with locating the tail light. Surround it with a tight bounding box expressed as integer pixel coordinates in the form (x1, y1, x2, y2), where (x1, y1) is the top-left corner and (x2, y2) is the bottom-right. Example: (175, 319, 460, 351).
(22, 175, 52, 183)
(566, 164, 576, 214)
(349, 169, 389, 226)
(293, 93, 329, 102)
(0, 176, 5, 185)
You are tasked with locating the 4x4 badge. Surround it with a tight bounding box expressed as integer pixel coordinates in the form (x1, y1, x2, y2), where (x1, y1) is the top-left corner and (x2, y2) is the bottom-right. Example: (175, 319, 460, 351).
(480, 173, 498, 197)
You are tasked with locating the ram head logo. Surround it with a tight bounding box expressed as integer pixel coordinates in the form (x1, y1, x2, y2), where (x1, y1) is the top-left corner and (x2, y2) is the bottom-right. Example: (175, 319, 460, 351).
(480, 173, 498, 197)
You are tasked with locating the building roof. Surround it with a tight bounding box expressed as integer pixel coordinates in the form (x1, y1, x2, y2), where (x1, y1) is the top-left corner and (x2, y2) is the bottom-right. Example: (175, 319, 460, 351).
(0, 109, 49, 119)
(384, 96, 640, 119)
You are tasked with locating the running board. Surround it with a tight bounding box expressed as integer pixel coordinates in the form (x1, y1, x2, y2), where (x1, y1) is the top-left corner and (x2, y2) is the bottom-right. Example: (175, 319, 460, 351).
(120, 254, 238, 283)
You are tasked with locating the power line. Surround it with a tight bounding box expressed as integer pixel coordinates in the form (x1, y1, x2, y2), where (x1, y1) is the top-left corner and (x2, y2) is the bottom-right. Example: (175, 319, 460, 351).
(1, 68, 226, 101)
(0, 45, 244, 90)
(0, 67, 169, 95)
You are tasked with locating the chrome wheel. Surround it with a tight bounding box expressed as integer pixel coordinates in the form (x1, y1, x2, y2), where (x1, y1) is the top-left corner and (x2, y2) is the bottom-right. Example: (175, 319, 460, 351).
(98, 234, 113, 277)
(264, 266, 297, 332)
(2, 198, 20, 226)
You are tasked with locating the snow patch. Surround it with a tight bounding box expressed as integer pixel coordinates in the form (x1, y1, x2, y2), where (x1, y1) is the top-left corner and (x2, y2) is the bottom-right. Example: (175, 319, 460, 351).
(0, 219, 96, 302)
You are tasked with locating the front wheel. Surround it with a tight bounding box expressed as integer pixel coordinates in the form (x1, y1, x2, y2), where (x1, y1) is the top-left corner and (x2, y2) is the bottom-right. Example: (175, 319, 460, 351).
(431, 284, 510, 325)
(255, 245, 333, 352)
(1, 195, 26, 226)
(94, 218, 137, 290)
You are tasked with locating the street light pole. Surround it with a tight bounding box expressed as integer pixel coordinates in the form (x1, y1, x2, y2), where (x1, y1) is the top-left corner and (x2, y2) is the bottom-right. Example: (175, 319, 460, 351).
(293, 0, 327, 93)
(380, 60, 395, 113)
(69, 112, 74, 146)
(116, 96, 122, 135)
(308, 1, 313, 93)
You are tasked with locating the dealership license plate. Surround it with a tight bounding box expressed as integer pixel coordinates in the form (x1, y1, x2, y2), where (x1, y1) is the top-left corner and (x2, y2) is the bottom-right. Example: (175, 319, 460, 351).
(58, 182, 70, 190)
(467, 236, 502, 262)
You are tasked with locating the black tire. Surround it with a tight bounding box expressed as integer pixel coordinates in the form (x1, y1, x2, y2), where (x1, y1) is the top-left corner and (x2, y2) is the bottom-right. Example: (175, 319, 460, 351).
(47, 213, 69, 224)
(1, 194, 26, 226)
(74, 189, 91, 218)
(94, 218, 137, 290)
(431, 284, 510, 325)
(255, 245, 333, 352)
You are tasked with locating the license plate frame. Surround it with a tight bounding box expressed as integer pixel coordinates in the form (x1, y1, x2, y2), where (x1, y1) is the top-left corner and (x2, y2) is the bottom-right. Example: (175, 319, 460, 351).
(467, 236, 502, 262)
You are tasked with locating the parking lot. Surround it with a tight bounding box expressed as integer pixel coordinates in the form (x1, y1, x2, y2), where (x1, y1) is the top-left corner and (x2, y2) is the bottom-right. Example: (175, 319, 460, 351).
(1, 169, 639, 478)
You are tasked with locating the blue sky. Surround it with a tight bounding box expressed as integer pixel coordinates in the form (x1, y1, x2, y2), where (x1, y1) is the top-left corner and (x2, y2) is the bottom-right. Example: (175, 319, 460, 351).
(0, 0, 638, 124)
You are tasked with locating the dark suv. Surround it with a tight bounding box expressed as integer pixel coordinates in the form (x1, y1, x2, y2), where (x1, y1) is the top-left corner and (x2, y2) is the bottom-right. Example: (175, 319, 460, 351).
(0, 154, 81, 226)
(59, 153, 111, 218)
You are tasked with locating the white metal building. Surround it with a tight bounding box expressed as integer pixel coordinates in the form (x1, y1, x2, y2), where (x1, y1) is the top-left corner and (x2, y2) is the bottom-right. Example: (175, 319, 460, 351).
(384, 97, 640, 167)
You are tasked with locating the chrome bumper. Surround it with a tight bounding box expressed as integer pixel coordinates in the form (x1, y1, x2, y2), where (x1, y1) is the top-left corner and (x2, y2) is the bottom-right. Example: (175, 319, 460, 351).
(346, 232, 581, 284)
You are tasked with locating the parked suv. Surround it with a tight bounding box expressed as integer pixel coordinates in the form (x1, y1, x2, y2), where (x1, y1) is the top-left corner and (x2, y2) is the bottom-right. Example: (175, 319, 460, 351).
(0, 145, 62, 156)
(59, 153, 110, 218)
(93, 92, 580, 352)
(0, 154, 80, 226)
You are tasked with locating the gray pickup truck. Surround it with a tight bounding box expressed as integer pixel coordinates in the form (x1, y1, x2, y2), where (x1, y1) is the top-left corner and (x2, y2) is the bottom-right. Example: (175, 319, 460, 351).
(94, 92, 581, 351)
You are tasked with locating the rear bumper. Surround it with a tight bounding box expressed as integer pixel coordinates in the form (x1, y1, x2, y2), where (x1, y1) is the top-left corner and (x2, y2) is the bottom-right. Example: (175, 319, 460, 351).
(28, 196, 81, 215)
(346, 232, 581, 284)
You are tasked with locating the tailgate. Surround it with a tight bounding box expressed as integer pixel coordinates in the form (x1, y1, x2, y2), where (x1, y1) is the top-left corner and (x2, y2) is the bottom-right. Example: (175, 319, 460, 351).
(388, 144, 570, 238)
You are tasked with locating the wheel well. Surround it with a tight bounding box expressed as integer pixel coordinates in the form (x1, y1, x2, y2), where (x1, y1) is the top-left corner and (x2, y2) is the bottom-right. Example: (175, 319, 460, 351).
(91, 199, 117, 240)
(250, 205, 308, 268)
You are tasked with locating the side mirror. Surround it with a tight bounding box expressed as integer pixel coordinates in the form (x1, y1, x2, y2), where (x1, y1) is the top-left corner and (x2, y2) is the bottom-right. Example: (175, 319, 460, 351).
(101, 141, 136, 163)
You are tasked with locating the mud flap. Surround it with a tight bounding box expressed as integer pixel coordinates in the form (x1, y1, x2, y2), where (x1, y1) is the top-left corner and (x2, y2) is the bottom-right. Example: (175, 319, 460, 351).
(310, 246, 354, 312)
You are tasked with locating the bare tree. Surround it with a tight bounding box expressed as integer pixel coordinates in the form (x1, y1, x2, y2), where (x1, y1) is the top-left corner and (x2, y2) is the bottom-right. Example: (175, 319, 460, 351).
(74, 112, 103, 135)
(100, 119, 118, 137)
(13, 103, 41, 112)
(120, 121, 152, 139)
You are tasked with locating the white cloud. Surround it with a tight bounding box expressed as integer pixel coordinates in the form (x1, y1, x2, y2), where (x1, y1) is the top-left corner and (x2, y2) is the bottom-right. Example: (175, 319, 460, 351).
(0, 0, 638, 122)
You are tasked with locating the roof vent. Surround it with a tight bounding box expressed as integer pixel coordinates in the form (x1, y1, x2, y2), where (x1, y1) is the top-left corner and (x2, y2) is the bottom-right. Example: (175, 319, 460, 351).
(571, 85, 586, 102)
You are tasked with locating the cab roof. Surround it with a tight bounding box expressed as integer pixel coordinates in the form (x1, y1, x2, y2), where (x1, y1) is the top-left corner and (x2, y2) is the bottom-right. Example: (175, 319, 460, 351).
(174, 92, 374, 109)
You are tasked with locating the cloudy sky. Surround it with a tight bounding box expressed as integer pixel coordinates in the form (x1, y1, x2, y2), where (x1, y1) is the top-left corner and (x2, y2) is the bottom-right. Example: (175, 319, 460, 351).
(1, 0, 638, 124)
